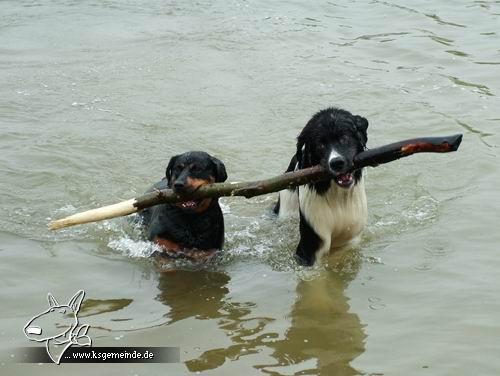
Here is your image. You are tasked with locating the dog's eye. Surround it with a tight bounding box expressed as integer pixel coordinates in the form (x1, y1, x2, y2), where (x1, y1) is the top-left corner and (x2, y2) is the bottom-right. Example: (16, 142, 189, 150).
(339, 135, 349, 144)
(191, 165, 201, 173)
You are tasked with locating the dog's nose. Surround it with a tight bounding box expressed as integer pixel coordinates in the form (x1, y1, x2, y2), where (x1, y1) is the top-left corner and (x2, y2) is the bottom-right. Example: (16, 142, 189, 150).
(173, 181, 185, 191)
(329, 157, 346, 172)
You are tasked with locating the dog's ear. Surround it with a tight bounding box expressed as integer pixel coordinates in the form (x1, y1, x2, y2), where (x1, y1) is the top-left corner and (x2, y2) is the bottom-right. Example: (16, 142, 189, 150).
(354, 115, 369, 147)
(296, 139, 303, 164)
(210, 156, 227, 183)
(165, 155, 179, 186)
(296, 136, 305, 168)
(296, 115, 316, 168)
(296, 136, 312, 168)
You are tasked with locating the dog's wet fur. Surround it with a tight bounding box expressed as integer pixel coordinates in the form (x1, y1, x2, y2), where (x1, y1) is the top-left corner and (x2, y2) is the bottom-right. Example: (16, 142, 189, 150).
(274, 108, 369, 266)
(138, 151, 227, 262)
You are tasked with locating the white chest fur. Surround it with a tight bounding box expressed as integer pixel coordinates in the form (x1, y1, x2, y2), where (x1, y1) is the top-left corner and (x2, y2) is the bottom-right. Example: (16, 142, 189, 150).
(298, 178, 368, 260)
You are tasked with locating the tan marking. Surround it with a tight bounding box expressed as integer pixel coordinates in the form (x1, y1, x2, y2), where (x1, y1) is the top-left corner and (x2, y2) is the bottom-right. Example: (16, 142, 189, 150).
(179, 177, 215, 213)
(153, 236, 182, 252)
(186, 177, 211, 189)
(401, 142, 450, 155)
(193, 198, 211, 213)
(153, 236, 217, 266)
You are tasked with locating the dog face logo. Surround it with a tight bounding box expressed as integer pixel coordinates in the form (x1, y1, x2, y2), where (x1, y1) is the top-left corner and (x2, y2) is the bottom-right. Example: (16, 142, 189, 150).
(23, 290, 92, 364)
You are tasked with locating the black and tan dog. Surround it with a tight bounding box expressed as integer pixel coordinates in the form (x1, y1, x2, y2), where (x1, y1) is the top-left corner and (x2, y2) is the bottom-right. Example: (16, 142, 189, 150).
(138, 151, 227, 262)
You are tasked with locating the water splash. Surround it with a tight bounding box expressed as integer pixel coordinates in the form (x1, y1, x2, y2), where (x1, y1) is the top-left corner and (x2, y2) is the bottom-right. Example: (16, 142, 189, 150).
(107, 237, 158, 258)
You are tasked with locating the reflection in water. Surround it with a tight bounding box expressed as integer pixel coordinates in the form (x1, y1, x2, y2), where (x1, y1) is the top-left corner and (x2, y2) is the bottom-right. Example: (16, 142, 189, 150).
(156, 269, 230, 323)
(79, 298, 133, 318)
(156, 269, 274, 372)
(258, 251, 366, 375)
(155, 250, 365, 375)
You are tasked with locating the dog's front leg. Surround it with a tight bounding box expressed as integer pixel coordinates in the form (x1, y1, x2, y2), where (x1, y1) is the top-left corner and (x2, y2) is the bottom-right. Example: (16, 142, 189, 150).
(295, 211, 331, 266)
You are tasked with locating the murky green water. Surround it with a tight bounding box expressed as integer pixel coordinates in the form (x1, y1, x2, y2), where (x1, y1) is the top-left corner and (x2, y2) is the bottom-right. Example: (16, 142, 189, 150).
(1, 1, 499, 375)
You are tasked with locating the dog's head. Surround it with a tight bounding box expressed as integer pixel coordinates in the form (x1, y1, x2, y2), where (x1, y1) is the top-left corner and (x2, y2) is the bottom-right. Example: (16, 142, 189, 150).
(165, 151, 227, 211)
(296, 108, 368, 189)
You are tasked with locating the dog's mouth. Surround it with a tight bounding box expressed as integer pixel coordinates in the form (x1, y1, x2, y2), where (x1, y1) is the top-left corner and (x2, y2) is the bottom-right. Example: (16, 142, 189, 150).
(177, 200, 200, 210)
(334, 172, 354, 188)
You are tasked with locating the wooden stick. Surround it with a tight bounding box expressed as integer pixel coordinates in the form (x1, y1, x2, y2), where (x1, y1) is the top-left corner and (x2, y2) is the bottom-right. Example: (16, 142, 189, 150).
(48, 199, 138, 231)
(48, 134, 462, 230)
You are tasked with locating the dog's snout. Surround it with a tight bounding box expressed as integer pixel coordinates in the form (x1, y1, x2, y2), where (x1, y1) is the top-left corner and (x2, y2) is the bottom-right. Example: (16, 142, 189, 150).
(329, 157, 347, 172)
(173, 181, 185, 191)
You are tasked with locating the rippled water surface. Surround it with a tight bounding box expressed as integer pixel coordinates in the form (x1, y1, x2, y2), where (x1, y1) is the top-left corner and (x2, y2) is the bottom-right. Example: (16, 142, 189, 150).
(1, 1, 499, 375)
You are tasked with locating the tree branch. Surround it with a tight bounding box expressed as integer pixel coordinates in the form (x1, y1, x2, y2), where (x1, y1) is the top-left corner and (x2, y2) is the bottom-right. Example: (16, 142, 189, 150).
(48, 134, 462, 230)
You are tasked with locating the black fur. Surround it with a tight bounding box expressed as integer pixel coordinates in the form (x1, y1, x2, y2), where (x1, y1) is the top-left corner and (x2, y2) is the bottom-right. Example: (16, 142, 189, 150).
(295, 211, 322, 265)
(138, 151, 227, 254)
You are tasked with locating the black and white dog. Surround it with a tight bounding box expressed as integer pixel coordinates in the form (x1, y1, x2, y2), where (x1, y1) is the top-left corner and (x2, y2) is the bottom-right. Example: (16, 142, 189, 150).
(274, 108, 369, 266)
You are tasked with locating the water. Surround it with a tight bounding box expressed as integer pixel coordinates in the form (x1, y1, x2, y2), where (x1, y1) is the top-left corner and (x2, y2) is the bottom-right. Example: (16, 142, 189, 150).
(1, 0, 499, 374)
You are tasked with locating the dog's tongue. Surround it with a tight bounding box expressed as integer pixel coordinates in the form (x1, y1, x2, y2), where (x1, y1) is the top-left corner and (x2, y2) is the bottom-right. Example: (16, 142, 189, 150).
(180, 200, 197, 209)
(336, 173, 353, 185)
